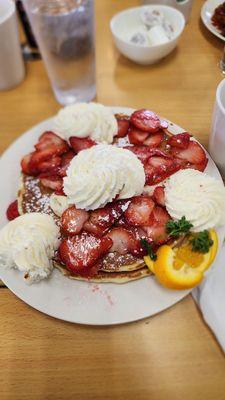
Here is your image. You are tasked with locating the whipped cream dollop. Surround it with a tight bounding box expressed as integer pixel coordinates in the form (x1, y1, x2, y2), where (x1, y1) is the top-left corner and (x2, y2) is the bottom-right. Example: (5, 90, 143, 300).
(0, 213, 60, 283)
(63, 144, 145, 210)
(165, 169, 225, 232)
(54, 102, 118, 144)
(50, 193, 69, 217)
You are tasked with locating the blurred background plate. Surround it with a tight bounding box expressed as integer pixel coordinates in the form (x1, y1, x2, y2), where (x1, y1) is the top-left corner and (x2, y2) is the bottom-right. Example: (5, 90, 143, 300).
(201, 0, 225, 41)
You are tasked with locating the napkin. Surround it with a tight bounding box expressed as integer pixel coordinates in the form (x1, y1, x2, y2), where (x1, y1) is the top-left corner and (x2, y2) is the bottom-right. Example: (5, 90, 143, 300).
(192, 245, 225, 352)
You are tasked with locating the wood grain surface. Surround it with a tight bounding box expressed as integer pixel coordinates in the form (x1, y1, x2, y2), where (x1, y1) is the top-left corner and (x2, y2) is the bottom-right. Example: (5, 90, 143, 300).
(0, 0, 225, 399)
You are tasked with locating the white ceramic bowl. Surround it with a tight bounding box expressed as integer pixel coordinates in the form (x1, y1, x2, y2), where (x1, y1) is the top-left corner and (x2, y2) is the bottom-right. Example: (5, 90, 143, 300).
(110, 5, 185, 65)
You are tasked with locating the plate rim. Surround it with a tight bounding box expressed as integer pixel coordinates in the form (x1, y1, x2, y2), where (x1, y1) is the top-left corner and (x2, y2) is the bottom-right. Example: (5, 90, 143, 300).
(201, 0, 225, 42)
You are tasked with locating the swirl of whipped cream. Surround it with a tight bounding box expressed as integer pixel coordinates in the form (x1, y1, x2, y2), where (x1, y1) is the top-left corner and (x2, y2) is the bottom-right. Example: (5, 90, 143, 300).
(63, 144, 145, 210)
(54, 102, 118, 144)
(50, 194, 69, 217)
(165, 169, 225, 232)
(0, 213, 60, 283)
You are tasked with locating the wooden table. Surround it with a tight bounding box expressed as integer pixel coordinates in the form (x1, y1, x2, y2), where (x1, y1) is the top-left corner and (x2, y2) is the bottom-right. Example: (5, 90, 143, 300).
(0, 1, 225, 399)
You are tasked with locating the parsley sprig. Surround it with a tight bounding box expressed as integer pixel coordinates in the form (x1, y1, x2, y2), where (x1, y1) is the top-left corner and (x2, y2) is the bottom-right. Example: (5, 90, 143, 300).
(190, 230, 213, 254)
(141, 238, 157, 261)
(166, 216, 193, 238)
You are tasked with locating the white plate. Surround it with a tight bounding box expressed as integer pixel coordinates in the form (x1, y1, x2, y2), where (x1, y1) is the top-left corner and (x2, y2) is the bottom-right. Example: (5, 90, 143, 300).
(201, 0, 225, 42)
(0, 106, 224, 325)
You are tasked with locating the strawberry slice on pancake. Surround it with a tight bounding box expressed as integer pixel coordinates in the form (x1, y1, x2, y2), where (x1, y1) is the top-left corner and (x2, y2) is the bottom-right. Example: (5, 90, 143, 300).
(125, 196, 155, 226)
(61, 206, 89, 235)
(105, 227, 139, 256)
(59, 233, 113, 275)
(171, 140, 208, 172)
(6, 200, 19, 221)
(69, 136, 96, 153)
(153, 186, 165, 207)
(143, 206, 171, 245)
(130, 109, 161, 133)
(116, 117, 130, 138)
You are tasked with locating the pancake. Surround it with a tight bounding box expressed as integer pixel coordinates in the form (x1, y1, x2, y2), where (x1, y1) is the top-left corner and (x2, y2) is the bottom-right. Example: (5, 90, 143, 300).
(18, 173, 151, 283)
(53, 261, 150, 283)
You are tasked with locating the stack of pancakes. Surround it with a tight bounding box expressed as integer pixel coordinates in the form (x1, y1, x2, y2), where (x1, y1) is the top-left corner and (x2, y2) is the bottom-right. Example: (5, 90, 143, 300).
(18, 174, 151, 283)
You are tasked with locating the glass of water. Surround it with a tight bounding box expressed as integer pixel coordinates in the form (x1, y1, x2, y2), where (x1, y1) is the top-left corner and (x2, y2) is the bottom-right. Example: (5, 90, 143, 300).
(22, 0, 96, 105)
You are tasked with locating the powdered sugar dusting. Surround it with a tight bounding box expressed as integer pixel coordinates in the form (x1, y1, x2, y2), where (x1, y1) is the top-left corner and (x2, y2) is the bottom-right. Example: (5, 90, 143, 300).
(101, 252, 137, 271)
(22, 176, 58, 221)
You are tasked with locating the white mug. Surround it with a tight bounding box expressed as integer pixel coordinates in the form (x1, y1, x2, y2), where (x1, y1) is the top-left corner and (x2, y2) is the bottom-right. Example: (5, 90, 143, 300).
(141, 0, 193, 23)
(0, 0, 25, 90)
(209, 79, 225, 177)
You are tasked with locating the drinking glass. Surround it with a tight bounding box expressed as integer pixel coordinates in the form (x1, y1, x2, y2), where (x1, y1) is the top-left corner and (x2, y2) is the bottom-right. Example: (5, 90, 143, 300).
(0, 0, 25, 90)
(22, 0, 96, 105)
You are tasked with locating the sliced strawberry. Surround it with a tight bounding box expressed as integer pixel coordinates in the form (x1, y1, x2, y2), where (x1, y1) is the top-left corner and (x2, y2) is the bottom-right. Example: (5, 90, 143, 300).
(89, 207, 114, 229)
(116, 118, 130, 138)
(30, 146, 64, 167)
(149, 205, 170, 225)
(144, 132, 164, 148)
(39, 174, 63, 191)
(61, 206, 89, 235)
(55, 187, 66, 196)
(105, 227, 138, 255)
(125, 146, 170, 165)
(143, 163, 155, 185)
(61, 150, 75, 166)
(37, 156, 61, 173)
(144, 206, 171, 244)
(114, 220, 148, 256)
(128, 127, 149, 144)
(160, 119, 168, 129)
(148, 156, 173, 170)
(168, 132, 191, 149)
(38, 131, 65, 144)
(125, 196, 155, 226)
(85, 200, 130, 235)
(59, 150, 75, 177)
(125, 145, 151, 163)
(115, 215, 129, 227)
(190, 158, 208, 172)
(35, 131, 68, 149)
(69, 136, 96, 153)
(144, 225, 169, 245)
(6, 200, 19, 221)
(172, 140, 207, 165)
(83, 220, 108, 237)
(35, 132, 69, 158)
(125, 226, 149, 257)
(130, 109, 160, 133)
(153, 186, 165, 207)
(59, 233, 113, 274)
(144, 156, 182, 185)
(21, 153, 39, 176)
